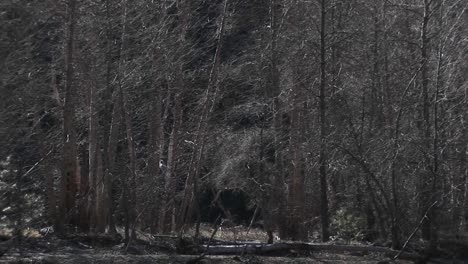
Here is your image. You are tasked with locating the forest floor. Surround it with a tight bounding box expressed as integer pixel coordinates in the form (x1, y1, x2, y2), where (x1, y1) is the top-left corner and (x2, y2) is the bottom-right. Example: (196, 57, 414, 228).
(0, 225, 467, 264)
(1, 251, 416, 264)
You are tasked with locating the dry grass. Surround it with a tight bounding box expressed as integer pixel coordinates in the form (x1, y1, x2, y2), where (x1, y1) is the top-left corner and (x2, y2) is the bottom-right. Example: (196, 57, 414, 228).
(0, 227, 43, 238)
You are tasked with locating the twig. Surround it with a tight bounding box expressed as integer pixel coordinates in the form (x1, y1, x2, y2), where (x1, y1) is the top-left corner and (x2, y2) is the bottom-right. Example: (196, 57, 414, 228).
(22, 148, 54, 178)
(186, 215, 222, 264)
(393, 200, 438, 260)
(203, 215, 223, 255)
(246, 205, 259, 235)
(125, 205, 147, 253)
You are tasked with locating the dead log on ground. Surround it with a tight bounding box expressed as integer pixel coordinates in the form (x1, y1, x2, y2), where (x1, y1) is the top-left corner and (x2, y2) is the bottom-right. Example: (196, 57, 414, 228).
(200, 242, 440, 263)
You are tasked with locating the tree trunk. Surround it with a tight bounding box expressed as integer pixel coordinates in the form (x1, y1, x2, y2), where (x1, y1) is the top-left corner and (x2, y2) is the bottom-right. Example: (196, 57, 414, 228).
(269, 0, 287, 240)
(105, 89, 121, 235)
(44, 76, 57, 225)
(120, 87, 137, 241)
(44, 158, 57, 226)
(463, 143, 468, 231)
(420, 0, 434, 243)
(58, 0, 78, 234)
(88, 78, 98, 233)
(287, 84, 306, 241)
(100, 0, 117, 235)
(95, 148, 106, 232)
(161, 91, 182, 233)
(178, 0, 228, 233)
(319, 0, 330, 242)
(147, 87, 163, 233)
(114, 0, 137, 242)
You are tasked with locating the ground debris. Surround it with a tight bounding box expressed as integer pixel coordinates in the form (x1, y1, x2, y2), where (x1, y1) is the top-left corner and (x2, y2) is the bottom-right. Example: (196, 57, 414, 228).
(0, 232, 466, 264)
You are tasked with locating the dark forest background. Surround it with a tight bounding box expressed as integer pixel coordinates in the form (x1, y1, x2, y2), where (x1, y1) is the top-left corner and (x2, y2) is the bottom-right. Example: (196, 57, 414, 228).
(1, 0, 468, 251)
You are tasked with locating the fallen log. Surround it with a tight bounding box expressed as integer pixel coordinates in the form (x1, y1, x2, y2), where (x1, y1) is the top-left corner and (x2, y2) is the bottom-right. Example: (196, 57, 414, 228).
(200, 242, 440, 263)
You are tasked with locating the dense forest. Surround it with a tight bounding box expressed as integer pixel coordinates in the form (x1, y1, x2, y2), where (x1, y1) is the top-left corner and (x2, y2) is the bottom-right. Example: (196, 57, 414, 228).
(1, 0, 468, 261)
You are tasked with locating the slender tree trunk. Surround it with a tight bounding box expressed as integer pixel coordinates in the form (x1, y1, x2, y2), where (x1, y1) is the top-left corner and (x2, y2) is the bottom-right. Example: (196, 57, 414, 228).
(463, 140, 468, 231)
(77, 142, 89, 232)
(156, 60, 172, 233)
(328, 3, 342, 213)
(105, 89, 121, 235)
(99, 0, 116, 235)
(58, 0, 78, 234)
(114, 0, 136, 242)
(147, 86, 163, 233)
(257, 115, 273, 244)
(45, 74, 58, 225)
(88, 78, 98, 233)
(381, 1, 391, 126)
(371, 1, 383, 131)
(165, 0, 192, 234)
(270, 0, 287, 239)
(120, 86, 137, 241)
(380, 5, 398, 243)
(178, 0, 228, 233)
(95, 148, 106, 232)
(427, 0, 445, 247)
(161, 91, 182, 233)
(388, 65, 423, 249)
(44, 157, 57, 226)
(319, 0, 330, 242)
(144, 2, 166, 233)
(420, 0, 433, 242)
(287, 83, 306, 241)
